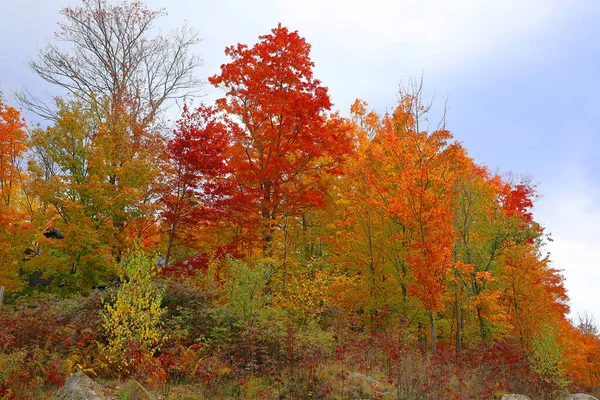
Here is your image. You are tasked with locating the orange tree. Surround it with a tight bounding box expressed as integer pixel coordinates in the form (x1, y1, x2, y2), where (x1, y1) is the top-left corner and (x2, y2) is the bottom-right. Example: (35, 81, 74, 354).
(0, 93, 32, 293)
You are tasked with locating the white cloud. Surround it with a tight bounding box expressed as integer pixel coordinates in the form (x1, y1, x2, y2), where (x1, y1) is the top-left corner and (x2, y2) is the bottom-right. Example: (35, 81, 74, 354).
(536, 166, 600, 325)
(258, 0, 565, 112)
(142, 0, 567, 113)
(276, 0, 561, 65)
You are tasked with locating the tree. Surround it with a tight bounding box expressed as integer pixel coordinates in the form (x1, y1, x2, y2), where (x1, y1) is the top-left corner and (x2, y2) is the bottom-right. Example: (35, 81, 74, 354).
(577, 312, 599, 337)
(22, 0, 203, 276)
(20, 0, 202, 125)
(0, 94, 27, 210)
(328, 100, 410, 332)
(161, 104, 231, 266)
(451, 165, 507, 349)
(209, 24, 351, 253)
(500, 244, 568, 350)
(28, 97, 163, 287)
(0, 93, 31, 293)
(372, 91, 464, 354)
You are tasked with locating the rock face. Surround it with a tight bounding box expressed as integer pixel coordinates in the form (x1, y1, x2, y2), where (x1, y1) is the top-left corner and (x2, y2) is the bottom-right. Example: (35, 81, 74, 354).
(500, 395, 531, 400)
(55, 373, 107, 400)
(567, 394, 599, 400)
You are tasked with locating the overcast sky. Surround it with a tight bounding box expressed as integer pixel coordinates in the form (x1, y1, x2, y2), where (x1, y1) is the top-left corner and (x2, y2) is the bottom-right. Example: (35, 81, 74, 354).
(1, 0, 599, 323)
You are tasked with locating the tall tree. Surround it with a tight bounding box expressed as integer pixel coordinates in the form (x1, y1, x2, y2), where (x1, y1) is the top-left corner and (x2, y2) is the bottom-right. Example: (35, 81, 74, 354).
(372, 90, 465, 354)
(20, 0, 202, 125)
(209, 24, 351, 252)
(329, 100, 411, 331)
(161, 104, 232, 266)
(0, 94, 27, 211)
(28, 97, 163, 289)
(0, 93, 31, 293)
(21, 0, 199, 270)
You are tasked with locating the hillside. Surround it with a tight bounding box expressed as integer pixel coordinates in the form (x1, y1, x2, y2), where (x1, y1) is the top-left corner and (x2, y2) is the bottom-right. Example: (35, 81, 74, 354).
(1, 1, 600, 398)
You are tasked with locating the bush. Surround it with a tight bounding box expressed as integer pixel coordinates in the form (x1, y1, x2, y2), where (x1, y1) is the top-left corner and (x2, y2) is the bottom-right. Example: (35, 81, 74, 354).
(102, 251, 166, 379)
(160, 277, 216, 347)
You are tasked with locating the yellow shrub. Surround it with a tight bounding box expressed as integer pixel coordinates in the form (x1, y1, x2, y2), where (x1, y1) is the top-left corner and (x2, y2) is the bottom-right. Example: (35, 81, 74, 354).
(102, 251, 165, 374)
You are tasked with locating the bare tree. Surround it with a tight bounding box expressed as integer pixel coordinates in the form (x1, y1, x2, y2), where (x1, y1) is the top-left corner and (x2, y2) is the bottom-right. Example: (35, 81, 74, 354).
(577, 311, 599, 337)
(18, 0, 203, 125)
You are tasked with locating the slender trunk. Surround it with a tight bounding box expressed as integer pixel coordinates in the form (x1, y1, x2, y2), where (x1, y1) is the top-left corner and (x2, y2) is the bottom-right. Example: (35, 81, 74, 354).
(401, 283, 407, 302)
(429, 310, 437, 355)
(165, 219, 178, 267)
(511, 265, 525, 350)
(476, 306, 486, 343)
(261, 206, 274, 255)
(455, 272, 462, 352)
(0, 286, 4, 307)
(471, 272, 487, 343)
(114, 221, 126, 264)
(299, 174, 311, 259)
(282, 216, 289, 293)
(366, 209, 377, 331)
(301, 210, 313, 259)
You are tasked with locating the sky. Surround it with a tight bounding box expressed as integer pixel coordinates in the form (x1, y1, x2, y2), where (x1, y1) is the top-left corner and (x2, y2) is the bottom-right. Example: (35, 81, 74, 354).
(1, 0, 599, 323)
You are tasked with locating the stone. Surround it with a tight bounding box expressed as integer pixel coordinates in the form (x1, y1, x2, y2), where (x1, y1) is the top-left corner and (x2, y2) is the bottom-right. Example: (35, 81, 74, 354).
(345, 372, 391, 398)
(55, 373, 107, 400)
(117, 379, 155, 400)
(348, 372, 382, 389)
(566, 394, 599, 400)
(500, 395, 531, 400)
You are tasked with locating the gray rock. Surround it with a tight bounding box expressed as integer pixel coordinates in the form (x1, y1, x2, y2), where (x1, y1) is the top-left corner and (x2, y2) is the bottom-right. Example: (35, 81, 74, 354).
(348, 372, 382, 389)
(118, 379, 155, 400)
(346, 372, 391, 397)
(566, 394, 599, 400)
(56, 373, 107, 400)
(500, 395, 531, 400)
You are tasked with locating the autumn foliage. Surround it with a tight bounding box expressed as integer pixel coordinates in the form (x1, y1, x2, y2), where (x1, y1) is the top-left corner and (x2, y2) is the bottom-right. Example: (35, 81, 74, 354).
(1, 3, 599, 398)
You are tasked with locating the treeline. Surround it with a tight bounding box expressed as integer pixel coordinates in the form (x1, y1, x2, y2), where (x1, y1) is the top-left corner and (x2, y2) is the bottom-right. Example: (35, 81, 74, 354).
(1, 0, 599, 398)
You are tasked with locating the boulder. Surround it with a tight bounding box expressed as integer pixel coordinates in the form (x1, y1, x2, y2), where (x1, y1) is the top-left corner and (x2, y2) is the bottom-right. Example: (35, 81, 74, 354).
(348, 372, 382, 389)
(566, 395, 599, 400)
(55, 373, 107, 400)
(500, 395, 531, 400)
(117, 379, 155, 400)
(345, 372, 390, 398)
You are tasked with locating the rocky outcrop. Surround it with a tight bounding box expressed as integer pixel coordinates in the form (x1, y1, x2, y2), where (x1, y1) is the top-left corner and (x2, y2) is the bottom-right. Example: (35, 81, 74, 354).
(55, 373, 107, 400)
(500, 395, 531, 400)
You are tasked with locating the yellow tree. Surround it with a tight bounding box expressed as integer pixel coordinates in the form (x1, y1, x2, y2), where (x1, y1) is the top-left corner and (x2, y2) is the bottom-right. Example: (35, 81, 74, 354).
(451, 165, 508, 349)
(327, 100, 396, 331)
(28, 97, 163, 292)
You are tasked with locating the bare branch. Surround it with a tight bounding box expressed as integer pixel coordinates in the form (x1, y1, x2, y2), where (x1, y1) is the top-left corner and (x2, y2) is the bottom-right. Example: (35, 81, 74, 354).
(20, 0, 204, 125)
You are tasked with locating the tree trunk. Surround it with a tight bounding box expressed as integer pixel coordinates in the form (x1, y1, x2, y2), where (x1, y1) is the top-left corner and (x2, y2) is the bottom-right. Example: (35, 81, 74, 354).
(429, 310, 437, 355)
(164, 217, 179, 267)
(476, 305, 487, 343)
(455, 277, 462, 352)
(282, 216, 289, 293)
(261, 184, 275, 256)
(511, 266, 525, 351)
(471, 272, 487, 343)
